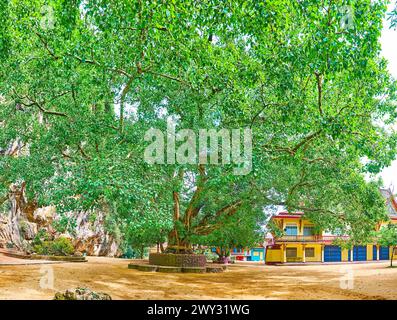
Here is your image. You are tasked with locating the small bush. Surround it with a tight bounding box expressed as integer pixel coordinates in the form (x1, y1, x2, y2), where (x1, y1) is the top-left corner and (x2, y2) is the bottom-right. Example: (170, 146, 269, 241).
(120, 246, 135, 259)
(203, 251, 218, 262)
(52, 214, 77, 236)
(32, 229, 50, 246)
(34, 237, 75, 256)
(88, 212, 97, 225)
(51, 237, 75, 256)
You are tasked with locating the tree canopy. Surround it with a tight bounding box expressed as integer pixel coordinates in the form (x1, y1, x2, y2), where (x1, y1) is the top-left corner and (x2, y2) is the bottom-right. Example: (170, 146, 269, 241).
(0, 0, 396, 251)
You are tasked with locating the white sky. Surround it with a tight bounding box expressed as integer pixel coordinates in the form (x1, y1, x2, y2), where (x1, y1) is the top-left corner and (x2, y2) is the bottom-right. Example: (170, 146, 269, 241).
(378, 3, 397, 190)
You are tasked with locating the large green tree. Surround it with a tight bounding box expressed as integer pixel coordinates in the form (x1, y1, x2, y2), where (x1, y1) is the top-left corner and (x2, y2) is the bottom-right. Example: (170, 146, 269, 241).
(0, 0, 396, 252)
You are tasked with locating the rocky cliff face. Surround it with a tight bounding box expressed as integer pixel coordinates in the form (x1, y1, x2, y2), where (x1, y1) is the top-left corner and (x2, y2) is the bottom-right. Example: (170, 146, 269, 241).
(0, 184, 120, 256)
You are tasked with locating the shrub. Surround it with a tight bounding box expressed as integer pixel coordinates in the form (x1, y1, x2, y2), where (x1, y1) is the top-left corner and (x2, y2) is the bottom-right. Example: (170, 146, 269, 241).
(120, 246, 135, 259)
(88, 212, 97, 225)
(32, 229, 50, 246)
(203, 250, 218, 262)
(120, 246, 149, 259)
(51, 237, 75, 256)
(52, 213, 77, 236)
(34, 237, 75, 256)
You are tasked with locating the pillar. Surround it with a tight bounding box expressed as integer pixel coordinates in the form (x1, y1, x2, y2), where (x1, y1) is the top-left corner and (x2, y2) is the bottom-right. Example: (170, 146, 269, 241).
(377, 245, 380, 261)
(321, 245, 324, 262)
(283, 244, 287, 263)
(302, 245, 306, 263)
(350, 248, 354, 262)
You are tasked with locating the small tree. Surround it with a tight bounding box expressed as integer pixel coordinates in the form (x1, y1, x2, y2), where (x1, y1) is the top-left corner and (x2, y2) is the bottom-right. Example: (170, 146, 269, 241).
(195, 212, 263, 264)
(378, 224, 397, 267)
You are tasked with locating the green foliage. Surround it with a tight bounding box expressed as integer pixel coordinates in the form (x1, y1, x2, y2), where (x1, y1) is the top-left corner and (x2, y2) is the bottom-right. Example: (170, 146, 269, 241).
(32, 228, 50, 246)
(88, 212, 97, 225)
(267, 219, 284, 239)
(120, 246, 135, 259)
(19, 220, 28, 235)
(389, 3, 397, 29)
(202, 250, 218, 262)
(194, 208, 263, 258)
(34, 236, 75, 256)
(52, 213, 77, 236)
(0, 0, 396, 248)
(378, 224, 397, 248)
(377, 223, 397, 266)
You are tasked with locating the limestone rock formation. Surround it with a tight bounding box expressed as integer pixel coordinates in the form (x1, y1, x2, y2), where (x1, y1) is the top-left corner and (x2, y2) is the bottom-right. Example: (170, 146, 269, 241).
(0, 183, 120, 256)
(53, 287, 112, 300)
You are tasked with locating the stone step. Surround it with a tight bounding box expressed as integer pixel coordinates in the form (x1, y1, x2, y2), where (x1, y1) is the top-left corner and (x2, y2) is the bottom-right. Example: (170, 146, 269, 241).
(137, 264, 158, 272)
(181, 267, 206, 273)
(157, 266, 182, 273)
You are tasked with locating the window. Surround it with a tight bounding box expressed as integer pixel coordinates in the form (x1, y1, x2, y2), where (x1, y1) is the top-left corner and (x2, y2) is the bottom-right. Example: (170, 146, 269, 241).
(303, 226, 314, 236)
(305, 248, 315, 257)
(285, 225, 298, 236)
(394, 247, 397, 255)
(286, 248, 297, 258)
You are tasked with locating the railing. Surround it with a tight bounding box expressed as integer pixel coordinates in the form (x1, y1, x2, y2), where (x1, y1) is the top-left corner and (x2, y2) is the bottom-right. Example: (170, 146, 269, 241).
(276, 235, 349, 243)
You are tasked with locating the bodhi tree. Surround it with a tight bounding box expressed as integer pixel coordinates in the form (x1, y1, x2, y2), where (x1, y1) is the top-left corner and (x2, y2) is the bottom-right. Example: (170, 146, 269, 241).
(193, 209, 264, 262)
(0, 0, 397, 254)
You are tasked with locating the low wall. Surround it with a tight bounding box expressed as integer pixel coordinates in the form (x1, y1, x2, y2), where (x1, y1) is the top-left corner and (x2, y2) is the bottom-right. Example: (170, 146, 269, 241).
(31, 255, 87, 262)
(149, 253, 206, 267)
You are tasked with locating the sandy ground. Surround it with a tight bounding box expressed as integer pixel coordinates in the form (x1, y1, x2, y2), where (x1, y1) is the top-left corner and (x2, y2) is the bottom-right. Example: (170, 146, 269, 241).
(0, 256, 396, 300)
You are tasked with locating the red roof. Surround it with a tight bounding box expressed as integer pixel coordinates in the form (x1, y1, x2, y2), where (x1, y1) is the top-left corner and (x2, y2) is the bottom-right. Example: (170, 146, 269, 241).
(271, 211, 304, 219)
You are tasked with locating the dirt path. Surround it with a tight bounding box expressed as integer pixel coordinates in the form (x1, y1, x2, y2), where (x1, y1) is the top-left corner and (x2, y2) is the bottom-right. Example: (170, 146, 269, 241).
(0, 257, 395, 299)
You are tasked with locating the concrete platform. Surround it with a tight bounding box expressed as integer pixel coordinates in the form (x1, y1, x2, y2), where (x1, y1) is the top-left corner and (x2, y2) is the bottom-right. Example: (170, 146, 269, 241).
(275, 260, 388, 266)
(0, 253, 63, 266)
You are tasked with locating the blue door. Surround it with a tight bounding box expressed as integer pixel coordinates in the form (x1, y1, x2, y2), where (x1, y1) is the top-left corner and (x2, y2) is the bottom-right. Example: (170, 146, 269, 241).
(353, 246, 367, 261)
(373, 245, 377, 261)
(324, 246, 341, 262)
(379, 246, 389, 260)
(251, 248, 261, 261)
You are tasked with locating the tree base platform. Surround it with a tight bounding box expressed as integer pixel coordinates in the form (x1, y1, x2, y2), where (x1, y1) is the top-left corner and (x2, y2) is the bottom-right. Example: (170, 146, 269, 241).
(128, 261, 227, 273)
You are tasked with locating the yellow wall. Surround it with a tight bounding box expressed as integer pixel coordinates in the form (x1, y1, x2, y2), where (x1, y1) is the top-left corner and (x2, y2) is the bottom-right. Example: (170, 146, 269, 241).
(304, 244, 322, 262)
(389, 246, 397, 258)
(266, 248, 282, 263)
(280, 218, 315, 235)
(267, 215, 397, 264)
(342, 249, 349, 262)
(367, 244, 373, 261)
(285, 244, 304, 262)
(265, 244, 323, 263)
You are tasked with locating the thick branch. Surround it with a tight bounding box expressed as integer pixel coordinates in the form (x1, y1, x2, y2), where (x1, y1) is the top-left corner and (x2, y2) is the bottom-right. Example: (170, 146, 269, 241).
(183, 165, 207, 228)
(119, 77, 135, 133)
(314, 71, 323, 116)
(263, 130, 322, 156)
(193, 199, 243, 235)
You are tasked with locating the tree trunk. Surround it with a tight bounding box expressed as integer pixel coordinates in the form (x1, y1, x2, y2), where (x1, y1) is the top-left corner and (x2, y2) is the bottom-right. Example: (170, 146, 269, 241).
(391, 246, 395, 267)
(140, 245, 144, 259)
(167, 191, 181, 247)
(215, 247, 230, 264)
